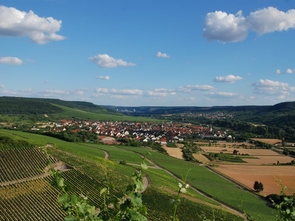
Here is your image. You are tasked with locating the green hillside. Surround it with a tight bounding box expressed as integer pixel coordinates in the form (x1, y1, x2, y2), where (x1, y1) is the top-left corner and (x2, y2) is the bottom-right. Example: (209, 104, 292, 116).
(0, 129, 278, 220)
(0, 96, 158, 122)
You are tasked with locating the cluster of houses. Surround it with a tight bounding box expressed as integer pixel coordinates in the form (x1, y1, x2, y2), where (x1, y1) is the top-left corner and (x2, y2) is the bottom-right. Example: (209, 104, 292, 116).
(35, 120, 233, 144)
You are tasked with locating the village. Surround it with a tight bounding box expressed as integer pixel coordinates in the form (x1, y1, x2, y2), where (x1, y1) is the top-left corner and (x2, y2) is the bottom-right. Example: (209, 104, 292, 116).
(34, 119, 233, 144)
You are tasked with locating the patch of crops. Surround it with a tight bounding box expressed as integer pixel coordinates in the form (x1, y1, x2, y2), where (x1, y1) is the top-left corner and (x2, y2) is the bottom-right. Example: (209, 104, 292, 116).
(143, 188, 243, 221)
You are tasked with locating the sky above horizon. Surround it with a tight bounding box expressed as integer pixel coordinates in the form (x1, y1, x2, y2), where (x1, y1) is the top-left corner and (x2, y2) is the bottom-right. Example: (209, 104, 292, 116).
(1, 0, 295, 107)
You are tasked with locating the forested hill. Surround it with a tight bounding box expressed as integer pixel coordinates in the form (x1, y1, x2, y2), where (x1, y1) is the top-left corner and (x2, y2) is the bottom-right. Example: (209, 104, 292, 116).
(107, 101, 295, 117)
(0, 96, 111, 115)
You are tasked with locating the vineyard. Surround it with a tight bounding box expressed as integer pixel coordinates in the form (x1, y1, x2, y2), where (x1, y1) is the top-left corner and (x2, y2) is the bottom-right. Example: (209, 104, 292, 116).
(0, 147, 109, 220)
(0, 147, 58, 183)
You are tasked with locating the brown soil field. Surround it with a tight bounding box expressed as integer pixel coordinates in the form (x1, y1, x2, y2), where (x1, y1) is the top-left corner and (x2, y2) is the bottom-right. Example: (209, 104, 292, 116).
(196, 141, 255, 148)
(250, 138, 282, 145)
(243, 155, 294, 165)
(214, 164, 295, 196)
(162, 145, 183, 160)
(193, 153, 211, 164)
(200, 146, 280, 155)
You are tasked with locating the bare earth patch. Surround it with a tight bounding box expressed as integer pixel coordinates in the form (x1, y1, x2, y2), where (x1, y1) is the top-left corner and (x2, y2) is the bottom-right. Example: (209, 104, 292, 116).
(243, 155, 294, 165)
(214, 164, 295, 196)
(162, 145, 183, 160)
(193, 153, 211, 164)
(250, 138, 282, 145)
(200, 146, 280, 155)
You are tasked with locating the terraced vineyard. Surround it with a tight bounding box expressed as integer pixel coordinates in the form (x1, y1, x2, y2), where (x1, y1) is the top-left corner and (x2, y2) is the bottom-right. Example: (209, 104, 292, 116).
(0, 147, 58, 183)
(0, 147, 111, 220)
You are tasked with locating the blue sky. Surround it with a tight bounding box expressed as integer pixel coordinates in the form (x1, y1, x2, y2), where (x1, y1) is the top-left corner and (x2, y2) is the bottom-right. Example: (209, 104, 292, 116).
(1, 0, 295, 107)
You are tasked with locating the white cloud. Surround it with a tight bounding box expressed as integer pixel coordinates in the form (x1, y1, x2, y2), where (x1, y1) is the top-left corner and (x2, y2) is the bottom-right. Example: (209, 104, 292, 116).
(95, 88, 142, 95)
(276, 68, 295, 74)
(89, 54, 136, 68)
(0, 5, 65, 44)
(203, 7, 295, 42)
(214, 74, 243, 83)
(208, 92, 240, 98)
(252, 79, 295, 95)
(178, 84, 215, 92)
(0, 56, 23, 65)
(42, 89, 70, 96)
(203, 10, 248, 42)
(156, 51, 170, 58)
(0, 84, 4, 88)
(146, 88, 176, 97)
(286, 68, 294, 74)
(75, 90, 84, 95)
(247, 7, 295, 35)
(97, 76, 110, 80)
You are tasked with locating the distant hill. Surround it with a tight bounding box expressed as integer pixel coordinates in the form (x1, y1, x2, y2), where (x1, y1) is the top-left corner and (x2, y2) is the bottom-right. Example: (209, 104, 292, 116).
(0, 96, 155, 122)
(0, 96, 112, 114)
(105, 104, 270, 116)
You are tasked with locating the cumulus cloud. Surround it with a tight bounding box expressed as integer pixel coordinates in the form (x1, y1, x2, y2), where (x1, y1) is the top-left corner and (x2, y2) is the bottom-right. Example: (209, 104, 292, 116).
(0, 5, 65, 44)
(97, 76, 110, 80)
(89, 54, 136, 68)
(0, 84, 4, 88)
(203, 10, 248, 42)
(286, 68, 294, 74)
(42, 89, 70, 96)
(95, 88, 142, 96)
(178, 84, 215, 92)
(156, 51, 170, 58)
(207, 92, 240, 98)
(146, 88, 176, 97)
(203, 7, 295, 42)
(252, 79, 295, 95)
(0, 56, 23, 65)
(276, 68, 295, 74)
(214, 74, 243, 83)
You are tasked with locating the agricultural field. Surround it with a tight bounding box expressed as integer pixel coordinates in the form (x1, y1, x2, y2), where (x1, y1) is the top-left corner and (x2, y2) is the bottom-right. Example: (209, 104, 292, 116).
(162, 145, 183, 159)
(0, 129, 245, 221)
(250, 138, 282, 145)
(120, 145, 278, 220)
(214, 164, 295, 196)
(197, 140, 295, 197)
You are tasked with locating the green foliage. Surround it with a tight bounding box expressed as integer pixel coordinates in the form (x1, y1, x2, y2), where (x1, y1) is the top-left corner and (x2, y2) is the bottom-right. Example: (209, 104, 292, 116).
(167, 142, 178, 148)
(0, 134, 34, 149)
(275, 195, 295, 221)
(253, 181, 264, 192)
(207, 152, 245, 163)
(0, 96, 63, 114)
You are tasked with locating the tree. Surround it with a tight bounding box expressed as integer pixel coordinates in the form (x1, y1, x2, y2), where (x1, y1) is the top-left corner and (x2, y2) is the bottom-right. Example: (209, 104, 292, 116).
(253, 181, 264, 192)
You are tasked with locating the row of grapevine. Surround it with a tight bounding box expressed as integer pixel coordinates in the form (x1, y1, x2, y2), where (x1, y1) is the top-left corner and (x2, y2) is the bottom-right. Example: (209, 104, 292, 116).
(62, 169, 112, 208)
(0, 148, 58, 183)
(0, 177, 66, 220)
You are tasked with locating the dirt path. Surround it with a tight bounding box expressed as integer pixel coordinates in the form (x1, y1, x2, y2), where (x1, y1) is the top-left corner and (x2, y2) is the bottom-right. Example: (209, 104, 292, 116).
(0, 162, 70, 187)
(103, 150, 110, 159)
